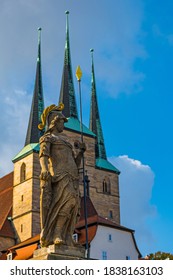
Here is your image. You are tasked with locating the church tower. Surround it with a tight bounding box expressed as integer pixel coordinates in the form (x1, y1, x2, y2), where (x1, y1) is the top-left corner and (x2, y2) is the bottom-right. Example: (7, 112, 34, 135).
(12, 28, 44, 242)
(86, 49, 120, 224)
(58, 12, 121, 224)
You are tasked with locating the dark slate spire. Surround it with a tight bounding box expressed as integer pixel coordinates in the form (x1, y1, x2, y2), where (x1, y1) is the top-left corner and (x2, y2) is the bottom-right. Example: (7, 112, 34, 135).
(59, 11, 78, 119)
(89, 49, 107, 160)
(25, 28, 45, 146)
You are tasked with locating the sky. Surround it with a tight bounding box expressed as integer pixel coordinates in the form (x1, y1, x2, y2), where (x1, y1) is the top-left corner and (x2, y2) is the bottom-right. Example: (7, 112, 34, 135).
(0, 0, 173, 257)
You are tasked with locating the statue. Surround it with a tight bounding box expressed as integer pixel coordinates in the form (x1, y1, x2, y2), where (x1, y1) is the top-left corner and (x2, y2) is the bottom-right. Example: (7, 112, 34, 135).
(38, 103, 86, 247)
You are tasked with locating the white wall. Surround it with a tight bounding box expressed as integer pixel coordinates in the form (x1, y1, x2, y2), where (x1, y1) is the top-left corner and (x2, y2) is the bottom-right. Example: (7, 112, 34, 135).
(89, 225, 139, 260)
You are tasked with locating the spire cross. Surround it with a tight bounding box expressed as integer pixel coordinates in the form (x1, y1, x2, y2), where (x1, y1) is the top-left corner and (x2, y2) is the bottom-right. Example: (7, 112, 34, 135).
(37, 27, 42, 62)
(90, 48, 94, 59)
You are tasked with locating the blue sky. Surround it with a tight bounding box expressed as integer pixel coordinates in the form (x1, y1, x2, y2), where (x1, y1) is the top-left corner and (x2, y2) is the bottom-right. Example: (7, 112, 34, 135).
(0, 0, 173, 257)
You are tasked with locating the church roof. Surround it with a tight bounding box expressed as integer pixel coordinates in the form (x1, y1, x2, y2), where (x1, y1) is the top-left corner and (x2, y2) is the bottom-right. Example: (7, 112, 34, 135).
(59, 11, 78, 119)
(89, 49, 107, 160)
(0, 172, 15, 240)
(25, 28, 44, 146)
(12, 143, 40, 163)
(89, 50, 120, 174)
(65, 117, 95, 137)
(96, 158, 120, 174)
(77, 196, 133, 232)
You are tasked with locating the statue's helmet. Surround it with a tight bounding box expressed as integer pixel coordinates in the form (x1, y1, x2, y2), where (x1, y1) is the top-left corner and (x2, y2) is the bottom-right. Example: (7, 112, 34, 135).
(38, 103, 68, 131)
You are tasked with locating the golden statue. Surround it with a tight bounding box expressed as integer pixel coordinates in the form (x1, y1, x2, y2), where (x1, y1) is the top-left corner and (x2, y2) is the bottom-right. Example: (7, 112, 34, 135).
(38, 103, 85, 247)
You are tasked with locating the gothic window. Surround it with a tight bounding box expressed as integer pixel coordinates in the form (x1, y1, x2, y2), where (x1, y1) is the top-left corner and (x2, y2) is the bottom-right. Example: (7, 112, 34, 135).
(103, 177, 111, 194)
(20, 163, 26, 183)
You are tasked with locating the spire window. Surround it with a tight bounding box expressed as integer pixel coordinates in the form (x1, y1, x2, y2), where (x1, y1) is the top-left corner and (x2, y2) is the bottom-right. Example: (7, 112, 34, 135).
(103, 177, 111, 194)
(20, 163, 26, 183)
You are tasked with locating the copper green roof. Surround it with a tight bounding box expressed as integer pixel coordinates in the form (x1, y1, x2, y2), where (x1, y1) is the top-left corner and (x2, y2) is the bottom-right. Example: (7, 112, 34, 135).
(89, 49, 107, 160)
(65, 117, 95, 137)
(12, 143, 40, 163)
(13, 118, 95, 162)
(59, 11, 78, 119)
(96, 158, 120, 174)
(89, 50, 120, 174)
(25, 28, 44, 146)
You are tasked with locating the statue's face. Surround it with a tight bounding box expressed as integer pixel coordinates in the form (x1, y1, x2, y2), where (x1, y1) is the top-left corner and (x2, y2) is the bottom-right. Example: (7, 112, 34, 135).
(47, 111, 66, 133)
(55, 118, 64, 133)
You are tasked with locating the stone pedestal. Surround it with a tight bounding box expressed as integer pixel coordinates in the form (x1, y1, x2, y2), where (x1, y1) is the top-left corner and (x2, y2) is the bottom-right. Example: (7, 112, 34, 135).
(30, 244, 86, 260)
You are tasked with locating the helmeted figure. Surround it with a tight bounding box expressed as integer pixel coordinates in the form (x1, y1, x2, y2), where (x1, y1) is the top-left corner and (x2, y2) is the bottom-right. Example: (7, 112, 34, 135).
(38, 103, 85, 247)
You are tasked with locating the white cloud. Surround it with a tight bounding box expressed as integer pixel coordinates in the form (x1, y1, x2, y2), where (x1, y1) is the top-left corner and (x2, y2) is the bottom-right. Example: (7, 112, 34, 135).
(109, 155, 157, 256)
(152, 24, 173, 46)
(0, 89, 31, 176)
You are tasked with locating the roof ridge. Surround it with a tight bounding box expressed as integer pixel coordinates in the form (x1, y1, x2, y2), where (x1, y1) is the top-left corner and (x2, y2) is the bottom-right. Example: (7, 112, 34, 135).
(0, 171, 13, 182)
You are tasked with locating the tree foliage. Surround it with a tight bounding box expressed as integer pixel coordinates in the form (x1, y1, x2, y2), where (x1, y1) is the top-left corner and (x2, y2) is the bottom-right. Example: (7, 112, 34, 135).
(148, 251, 173, 260)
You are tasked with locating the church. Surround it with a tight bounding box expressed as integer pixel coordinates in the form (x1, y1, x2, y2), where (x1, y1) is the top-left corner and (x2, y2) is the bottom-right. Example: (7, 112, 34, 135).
(0, 11, 141, 260)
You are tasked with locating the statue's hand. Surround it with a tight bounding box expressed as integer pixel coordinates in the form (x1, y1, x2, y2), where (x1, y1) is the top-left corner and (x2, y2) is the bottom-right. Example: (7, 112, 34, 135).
(74, 141, 86, 153)
(40, 170, 50, 181)
(79, 142, 86, 153)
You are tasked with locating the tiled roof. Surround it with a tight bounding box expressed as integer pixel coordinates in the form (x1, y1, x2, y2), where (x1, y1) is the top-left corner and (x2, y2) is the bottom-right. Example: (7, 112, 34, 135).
(0, 172, 13, 193)
(0, 172, 15, 243)
(77, 196, 130, 230)
(79, 196, 98, 220)
(0, 172, 13, 230)
(10, 243, 38, 260)
(8, 234, 40, 250)
(0, 210, 15, 238)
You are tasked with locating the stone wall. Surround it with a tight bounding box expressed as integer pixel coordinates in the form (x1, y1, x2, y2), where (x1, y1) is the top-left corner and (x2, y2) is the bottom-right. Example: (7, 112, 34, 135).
(13, 153, 40, 242)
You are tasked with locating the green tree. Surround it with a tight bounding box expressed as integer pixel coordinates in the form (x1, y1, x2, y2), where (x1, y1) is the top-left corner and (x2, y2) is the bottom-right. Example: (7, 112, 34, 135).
(148, 251, 173, 260)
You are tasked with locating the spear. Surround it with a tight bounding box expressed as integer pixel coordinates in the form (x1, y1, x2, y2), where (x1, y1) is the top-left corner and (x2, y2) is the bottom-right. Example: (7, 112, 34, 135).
(76, 66, 89, 259)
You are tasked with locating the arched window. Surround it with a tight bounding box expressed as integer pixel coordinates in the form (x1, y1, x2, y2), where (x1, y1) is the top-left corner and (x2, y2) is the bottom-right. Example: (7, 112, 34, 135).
(20, 163, 26, 183)
(103, 177, 111, 194)
(103, 179, 107, 193)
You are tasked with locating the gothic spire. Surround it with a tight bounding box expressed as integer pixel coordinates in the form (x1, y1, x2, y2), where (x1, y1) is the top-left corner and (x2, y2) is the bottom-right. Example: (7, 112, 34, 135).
(59, 11, 78, 119)
(89, 49, 107, 160)
(25, 28, 44, 146)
